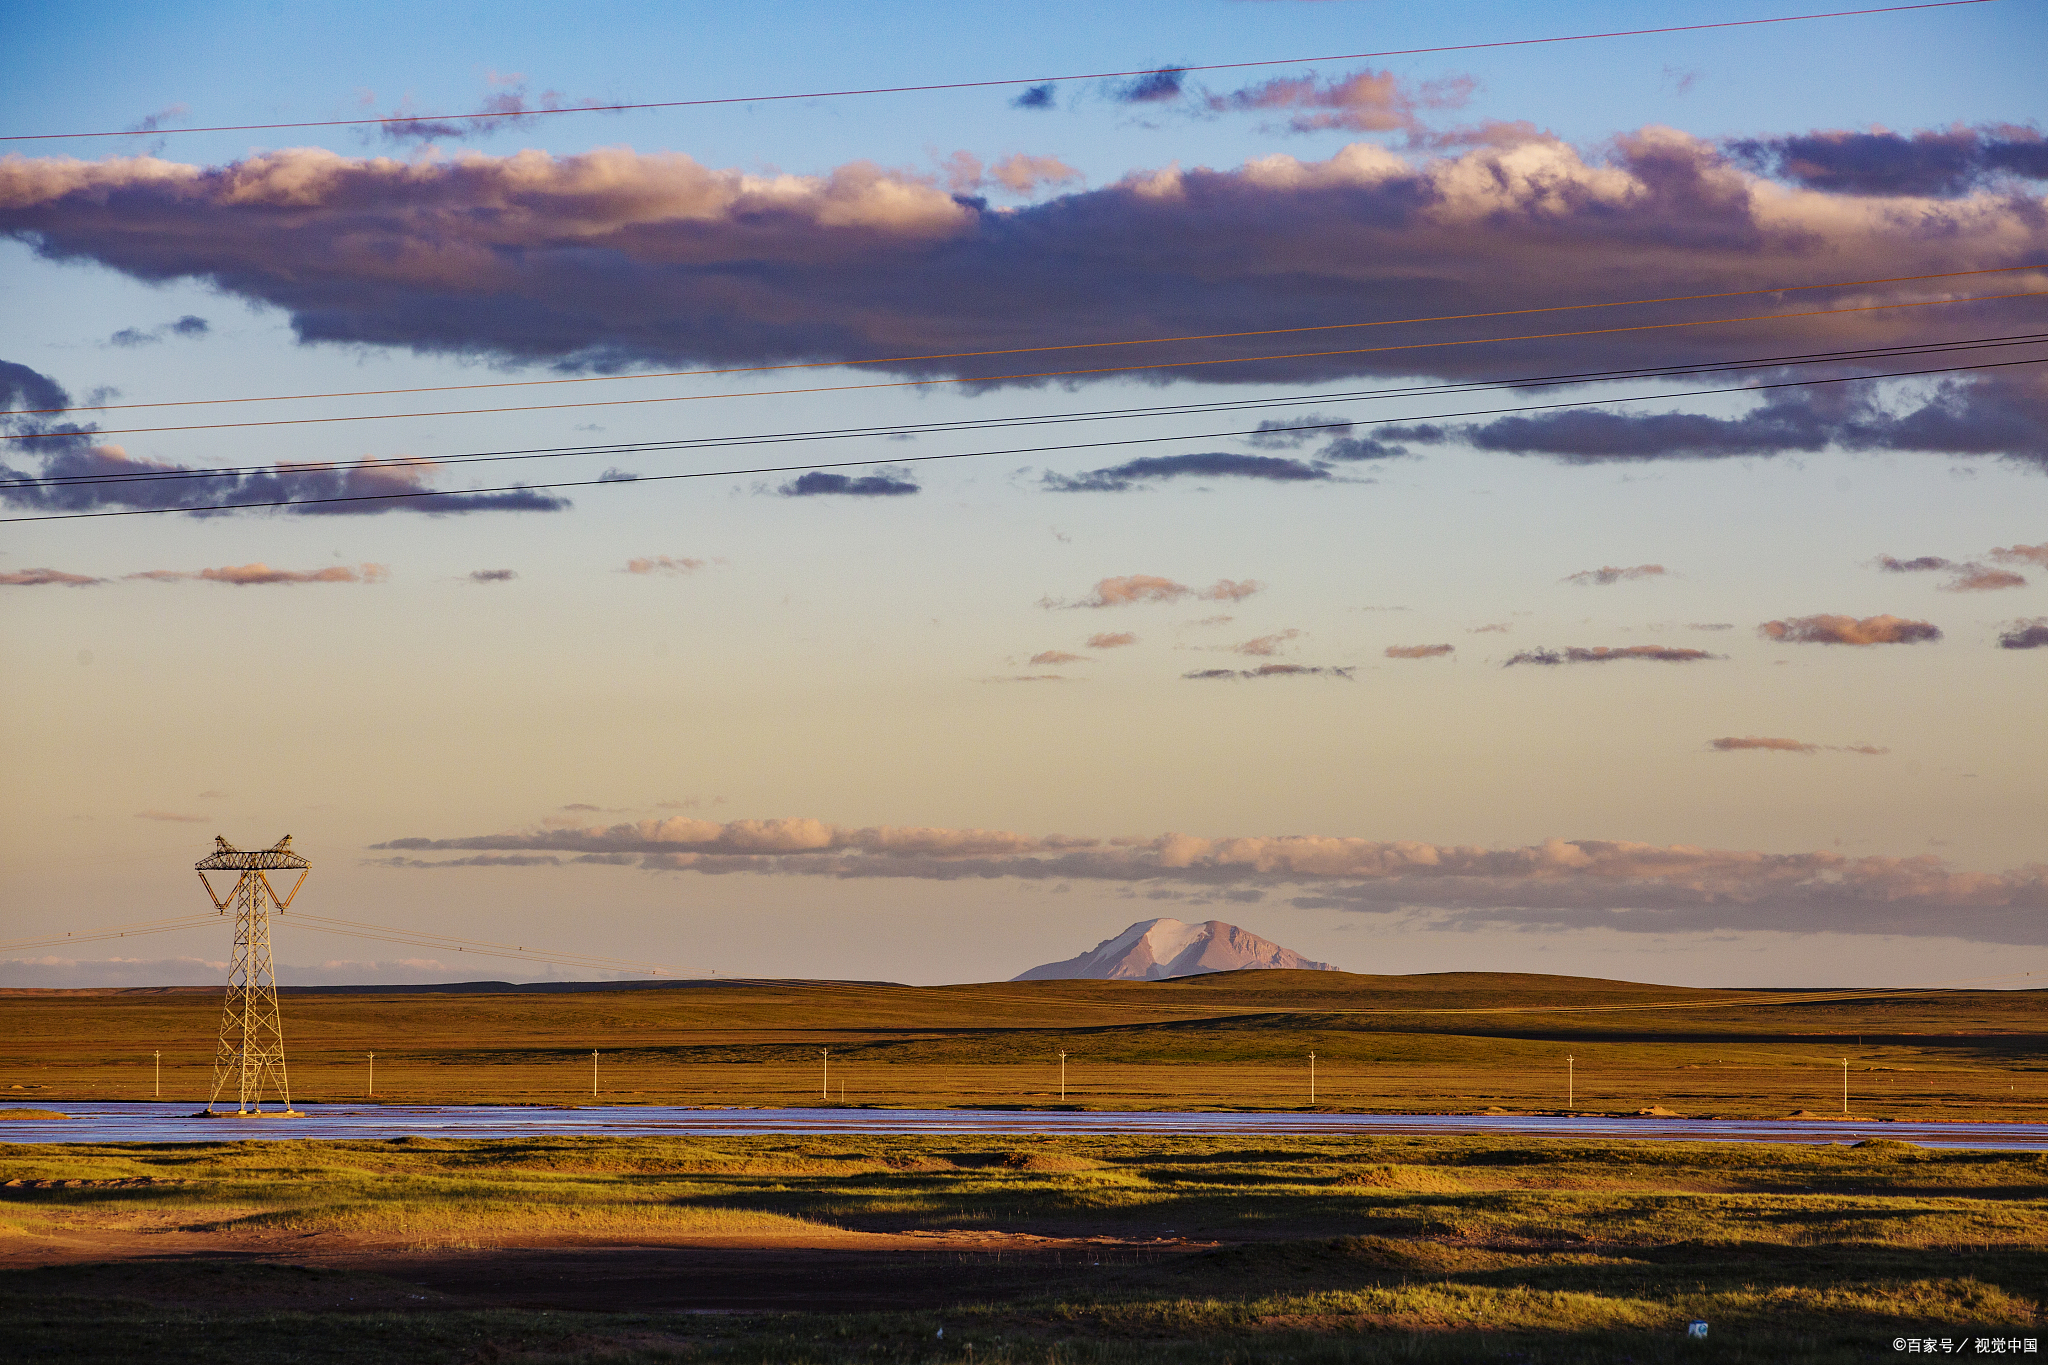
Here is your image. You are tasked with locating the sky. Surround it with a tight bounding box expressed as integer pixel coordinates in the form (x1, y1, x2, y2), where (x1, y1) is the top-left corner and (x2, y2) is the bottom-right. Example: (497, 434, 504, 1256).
(2, 0, 2045, 990)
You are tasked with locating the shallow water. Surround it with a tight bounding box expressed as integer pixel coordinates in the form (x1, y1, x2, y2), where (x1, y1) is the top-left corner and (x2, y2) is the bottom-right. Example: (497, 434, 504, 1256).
(7, 1103, 2048, 1149)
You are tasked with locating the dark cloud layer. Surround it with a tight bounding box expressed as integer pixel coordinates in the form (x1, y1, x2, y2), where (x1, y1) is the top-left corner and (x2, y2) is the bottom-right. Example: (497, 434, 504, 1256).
(1504, 645, 1716, 666)
(1043, 451, 1330, 491)
(109, 314, 208, 347)
(4, 135, 2043, 465)
(1183, 663, 1353, 680)
(1999, 619, 2048, 650)
(369, 816, 2048, 946)
(1727, 124, 2048, 197)
(779, 470, 919, 497)
(2, 361, 568, 516)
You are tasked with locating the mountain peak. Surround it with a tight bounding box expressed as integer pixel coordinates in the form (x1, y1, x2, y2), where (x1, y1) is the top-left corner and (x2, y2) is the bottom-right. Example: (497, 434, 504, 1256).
(1013, 917, 1337, 981)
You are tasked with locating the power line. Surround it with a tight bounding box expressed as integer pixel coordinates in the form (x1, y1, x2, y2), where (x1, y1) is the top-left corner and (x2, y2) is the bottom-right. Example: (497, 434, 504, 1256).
(18, 330, 2047, 493)
(17, 263, 2042, 419)
(0, 1, 2000, 144)
(12, 287, 2044, 444)
(7, 350, 2041, 523)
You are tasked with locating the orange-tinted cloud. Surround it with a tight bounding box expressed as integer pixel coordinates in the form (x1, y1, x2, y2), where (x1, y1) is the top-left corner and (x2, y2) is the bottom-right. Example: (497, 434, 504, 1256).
(1233, 629, 1301, 657)
(1030, 650, 1087, 665)
(1385, 644, 1454, 659)
(1184, 663, 1353, 680)
(1050, 575, 1263, 608)
(0, 567, 102, 586)
(1990, 542, 2048, 568)
(1759, 614, 1941, 645)
(626, 556, 706, 576)
(1943, 565, 2027, 592)
(127, 563, 387, 586)
(1086, 631, 1138, 649)
(988, 154, 1084, 194)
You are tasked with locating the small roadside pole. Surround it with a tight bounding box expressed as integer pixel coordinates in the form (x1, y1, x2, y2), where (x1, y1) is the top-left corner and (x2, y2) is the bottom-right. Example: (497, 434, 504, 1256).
(153, 1051, 160, 1100)
(1843, 1057, 1849, 1115)
(367, 1052, 374, 1098)
(1059, 1051, 1067, 1103)
(1568, 1055, 1576, 1111)
(1309, 1051, 1317, 1105)
(822, 1049, 830, 1101)
(592, 1050, 599, 1098)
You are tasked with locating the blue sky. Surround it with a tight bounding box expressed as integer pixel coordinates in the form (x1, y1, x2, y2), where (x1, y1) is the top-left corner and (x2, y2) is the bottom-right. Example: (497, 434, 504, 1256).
(2, 0, 2045, 988)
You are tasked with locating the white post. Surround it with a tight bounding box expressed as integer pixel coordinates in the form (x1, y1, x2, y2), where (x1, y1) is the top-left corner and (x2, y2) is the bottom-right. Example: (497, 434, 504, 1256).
(368, 1052, 374, 1098)
(154, 1051, 160, 1100)
(592, 1050, 598, 1098)
(1842, 1057, 1848, 1115)
(822, 1049, 829, 1101)
(1059, 1051, 1067, 1102)
(1309, 1051, 1316, 1105)
(1568, 1056, 1575, 1111)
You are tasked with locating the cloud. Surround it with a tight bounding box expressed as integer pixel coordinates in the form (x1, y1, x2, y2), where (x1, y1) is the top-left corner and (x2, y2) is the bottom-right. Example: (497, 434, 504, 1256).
(1, 567, 103, 586)
(1385, 643, 1453, 658)
(108, 314, 209, 347)
(1184, 663, 1352, 680)
(1944, 565, 2027, 592)
(1709, 736, 1888, 755)
(469, 568, 517, 582)
(1207, 68, 1475, 138)
(0, 136, 2030, 407)
(1043, 451, 1331, 491)
(1116, 69, 1186, 104)
(4, 362, 569, 516)
(1688, 623, 1734, 631)
(625, 556, 705, 575)
(1086, 631, 1137, 649)
(1469, 623, 1510, 634)
(135, 810, 207, 822)
(1990, 543, 2048, 568)
(1564, 564, 1666, 586)
(1504, 645, 1717, 666)
(1012, 84, 1055, 110)
(1233, 629, 1301, 656)
(369, 814, 2048, 945)
(1759, 614, 1941, 645)
(1726, 124, 2048, 196)
(1998, 618, 2048, 650)
(1048, 575, 1262, 608)
(374, 76, 607, 146)
(983, 673, 1069, 682)
(1878, 554, 1952, 573)
(1246, 413, 1353, 448)
(988, 154, 1083, 194)
(1030, 650, 1087, 665)
(779, 470, 918, 497)
(128, 562, 387, 586)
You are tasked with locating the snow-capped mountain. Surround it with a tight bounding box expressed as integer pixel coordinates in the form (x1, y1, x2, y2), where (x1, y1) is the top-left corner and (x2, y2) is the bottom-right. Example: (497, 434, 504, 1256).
(1013, 917, 1337, 981)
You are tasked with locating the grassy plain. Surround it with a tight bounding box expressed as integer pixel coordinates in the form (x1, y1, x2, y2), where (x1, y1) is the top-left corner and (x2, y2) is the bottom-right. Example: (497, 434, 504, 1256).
(2, 1131, 2044, 1363)
(3, 971, 2044, 1119)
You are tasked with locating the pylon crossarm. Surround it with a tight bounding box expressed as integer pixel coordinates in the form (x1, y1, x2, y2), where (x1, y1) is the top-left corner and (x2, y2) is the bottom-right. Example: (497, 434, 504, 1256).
(196, 869, 237, 910)
(259, 869, 309, 911)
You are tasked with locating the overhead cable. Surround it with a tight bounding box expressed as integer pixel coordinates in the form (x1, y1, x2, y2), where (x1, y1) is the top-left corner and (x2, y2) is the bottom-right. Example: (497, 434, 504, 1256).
(17, 330, 2047, 492)
(11, 287, 2045, 443)
(7, 350, 2043, 523)
(0, 1, 2000, 143)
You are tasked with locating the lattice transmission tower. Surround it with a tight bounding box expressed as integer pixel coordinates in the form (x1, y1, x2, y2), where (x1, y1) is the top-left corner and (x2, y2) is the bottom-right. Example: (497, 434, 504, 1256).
(196, 835, 308, 1116)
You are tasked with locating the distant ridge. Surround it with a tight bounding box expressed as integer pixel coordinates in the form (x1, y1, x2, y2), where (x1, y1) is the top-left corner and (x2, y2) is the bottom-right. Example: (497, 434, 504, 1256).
(1015, 918, 1337, 981)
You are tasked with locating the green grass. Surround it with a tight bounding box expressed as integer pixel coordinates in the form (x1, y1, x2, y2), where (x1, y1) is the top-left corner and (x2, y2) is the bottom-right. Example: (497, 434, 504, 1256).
(1, 1132, 2043, 1362)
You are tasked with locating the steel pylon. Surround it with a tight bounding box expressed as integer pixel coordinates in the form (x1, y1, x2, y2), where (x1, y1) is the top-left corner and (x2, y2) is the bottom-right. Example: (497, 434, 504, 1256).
(195, 835, 308, 1116)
